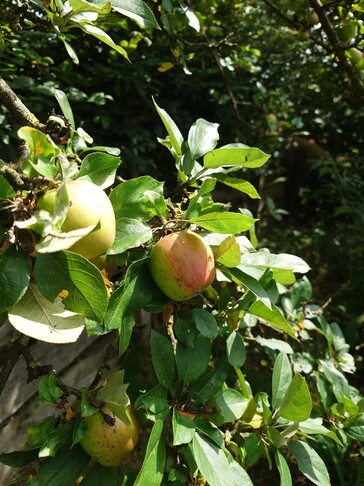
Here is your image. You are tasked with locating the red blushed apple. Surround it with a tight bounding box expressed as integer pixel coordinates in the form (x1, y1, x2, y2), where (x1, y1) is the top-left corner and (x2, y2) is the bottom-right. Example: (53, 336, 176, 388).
(149, 230, 215, 301)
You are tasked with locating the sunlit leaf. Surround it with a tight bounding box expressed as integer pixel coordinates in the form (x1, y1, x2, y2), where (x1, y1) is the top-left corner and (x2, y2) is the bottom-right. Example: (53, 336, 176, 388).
(8, 284, 84, 343)
(204, 145, 270, 169)
(34, 251, 108, 321)
(288, 440, 330, 486)
(111, 0, 160, 29)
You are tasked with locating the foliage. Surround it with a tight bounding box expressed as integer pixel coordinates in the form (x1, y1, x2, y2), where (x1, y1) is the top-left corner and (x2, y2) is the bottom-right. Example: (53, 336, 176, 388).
(0, 1, 363, 485)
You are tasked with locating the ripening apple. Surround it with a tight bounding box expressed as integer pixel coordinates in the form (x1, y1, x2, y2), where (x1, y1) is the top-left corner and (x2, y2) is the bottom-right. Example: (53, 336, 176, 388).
(37, 180, 116, 260)
(149, 230, 215, 301)
(80, 405, 139, 467)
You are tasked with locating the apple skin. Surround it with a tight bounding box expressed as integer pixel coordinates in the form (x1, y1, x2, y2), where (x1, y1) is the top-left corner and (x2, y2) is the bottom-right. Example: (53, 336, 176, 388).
(80, 406, 139, 467)
(149, 230, 215, 301)
(38, 180, 116, 260)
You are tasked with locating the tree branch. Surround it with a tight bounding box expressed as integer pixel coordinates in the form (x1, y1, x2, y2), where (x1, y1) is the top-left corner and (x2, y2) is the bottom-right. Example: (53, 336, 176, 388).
(308, 0, 364, 98)
(260, 0, 297, 27)
(0, 76, 45, 130)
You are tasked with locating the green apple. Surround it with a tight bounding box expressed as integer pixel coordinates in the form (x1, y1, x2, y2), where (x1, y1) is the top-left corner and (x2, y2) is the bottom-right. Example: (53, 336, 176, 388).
(37, 180, 116, 260)
(149, 230, 215, 301)
(80, 405, 139, 467)
(337, 21, 357, 44)
(346, 47, 364, 68)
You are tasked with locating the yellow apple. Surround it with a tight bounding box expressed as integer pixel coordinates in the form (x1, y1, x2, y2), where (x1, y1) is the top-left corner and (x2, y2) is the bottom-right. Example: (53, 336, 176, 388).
(80, 405, 139, 467)
(37, 180, 115, 260)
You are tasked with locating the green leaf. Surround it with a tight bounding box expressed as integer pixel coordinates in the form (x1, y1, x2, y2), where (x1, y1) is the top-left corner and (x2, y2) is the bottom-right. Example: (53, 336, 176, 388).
(241, 252, 310, 275)
(288, 440, 331, 486)
(242, 433, 262, 468)
(267, 427, 287, 448)
(227, 267, 272, 309)
(18, 127, 58, 179)
(81, 391, 98, 418)
(319, 359, 351, 400)
(194, 419, 225, 448)
(39, 375, 61, 404)
(215, 388, 248, 423)
(109, 217, 152, 255)
(228, 454, 254, 486)
(39, 422, 74, 457)
(79, 462, 118, 485)
(95, 370, 130, 422)
(75, 22, 129, 60)
(172, 408, 195, 445)
(150, 330, 176, 388)
(135, 384, 169, 420)
(153, 98, 184, 157)
(277, 374, 312, 422)
(27, 416, 57, 448)
(34, 251, 108, 321)
(272, 352, 293, 409)
(226, 331, 247, 368)
(176, 334, 211, 384)
(54, 88, 75, 128)
(62, 39, 79, 64)
(192, 433, 233, 486)
(215, 174, 260, 199)
(290, 276, 312, 309)
(110, 176, 166, 221)
(235, 368, 251, 399)
(188, 118, 219, 160)
(204, 145, 270, 169)
(105, 260, 165, 340)
(0, 175, 16, 199)
(312, 371, 336, 410)
(167, 465, 189, 484)
(68, 0, 112, 15)
(189, 211, 256, 234)
(256, 337, 294, 354)
(77, 152, 121, 188)
(111, 0, 160, 29)
(275, 450, 292, 486)
(0, 244, 32, 313)
(27, 445, 90, 486)
(214, 235, 241, 268)
(249, 301, 296, 339)
(174, 318, 199, 347)
(344, 413, 364, 441)
(134, 420, 166, 486)
(191, 308, 218, 340)
(299, 418, 342, 445)
(189, 357, 229, 403)
(0, 449, 39, 468)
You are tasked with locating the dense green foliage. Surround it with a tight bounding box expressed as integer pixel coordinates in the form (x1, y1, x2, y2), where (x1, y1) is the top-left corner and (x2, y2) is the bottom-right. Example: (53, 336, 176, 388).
(0, 1, 363, 485)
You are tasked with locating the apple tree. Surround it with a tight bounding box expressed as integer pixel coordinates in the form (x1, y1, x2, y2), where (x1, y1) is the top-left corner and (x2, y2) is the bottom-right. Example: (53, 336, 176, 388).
(1, 1, 363, 485)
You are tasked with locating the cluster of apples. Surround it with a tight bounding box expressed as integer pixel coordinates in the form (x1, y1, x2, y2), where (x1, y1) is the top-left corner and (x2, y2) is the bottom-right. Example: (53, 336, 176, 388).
(38, 180, 215, 300)
(37, 180, 215, 466)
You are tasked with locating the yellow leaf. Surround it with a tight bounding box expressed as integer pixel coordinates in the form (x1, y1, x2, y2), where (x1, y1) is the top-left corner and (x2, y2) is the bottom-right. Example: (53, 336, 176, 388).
(158, 62, 174, 72)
